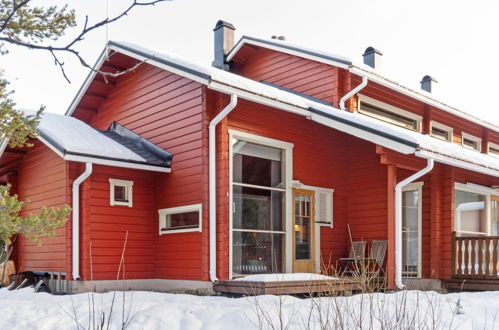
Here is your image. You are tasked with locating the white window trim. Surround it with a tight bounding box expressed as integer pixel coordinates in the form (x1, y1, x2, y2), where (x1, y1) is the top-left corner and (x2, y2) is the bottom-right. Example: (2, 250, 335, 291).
(430, 121, 453, 142)
(292, 180, 334, 274)
(228, 129, 294, 279)
(461, 132, 482, 152)
(488, 141, 499, 158)
(402, 182, 423, 278)
(454, 182, 493, 236)
(158, 203, 202, 234)
(109, 178, 133, 207)
(358, 94, 422, 132)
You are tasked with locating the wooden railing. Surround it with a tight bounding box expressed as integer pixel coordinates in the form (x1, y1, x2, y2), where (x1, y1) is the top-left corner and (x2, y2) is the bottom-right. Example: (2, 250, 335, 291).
(452, 232, 499, 279)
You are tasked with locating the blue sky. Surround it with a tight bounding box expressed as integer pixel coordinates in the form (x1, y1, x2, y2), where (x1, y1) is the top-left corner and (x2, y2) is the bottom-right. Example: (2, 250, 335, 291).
(3, 0, 499, 125)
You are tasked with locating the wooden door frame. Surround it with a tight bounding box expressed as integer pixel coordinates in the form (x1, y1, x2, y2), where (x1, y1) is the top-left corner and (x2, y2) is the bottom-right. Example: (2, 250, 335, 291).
(292, 188, 316, 273)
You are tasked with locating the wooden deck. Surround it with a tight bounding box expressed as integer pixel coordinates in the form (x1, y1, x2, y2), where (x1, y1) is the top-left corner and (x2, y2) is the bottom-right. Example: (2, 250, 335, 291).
(442, 278, 499, 291)
(213, 277, 380, 296)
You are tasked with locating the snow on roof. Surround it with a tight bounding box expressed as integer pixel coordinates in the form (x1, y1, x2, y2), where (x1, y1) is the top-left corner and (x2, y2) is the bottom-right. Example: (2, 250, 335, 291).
(351, 65, 499, 132)
(72, 42, 499, 177)
(225, 36, 499, 132)
(35, 111, 146, 162)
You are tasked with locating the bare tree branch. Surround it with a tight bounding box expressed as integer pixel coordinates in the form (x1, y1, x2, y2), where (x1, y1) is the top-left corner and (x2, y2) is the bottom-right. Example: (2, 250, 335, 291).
(0, 0, 169, 82)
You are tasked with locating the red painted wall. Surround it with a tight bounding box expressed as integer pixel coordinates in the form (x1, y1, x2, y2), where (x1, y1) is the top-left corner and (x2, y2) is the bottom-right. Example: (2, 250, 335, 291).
(234, 48, 340, 106)
(76, 63, 209, 281)
(16, 141, 69, 273)
(212, 96, 350, 279)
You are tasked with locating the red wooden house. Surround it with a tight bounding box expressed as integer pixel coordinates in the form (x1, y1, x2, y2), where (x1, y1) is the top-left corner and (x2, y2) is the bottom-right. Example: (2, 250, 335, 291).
(1, 20, 498, 293)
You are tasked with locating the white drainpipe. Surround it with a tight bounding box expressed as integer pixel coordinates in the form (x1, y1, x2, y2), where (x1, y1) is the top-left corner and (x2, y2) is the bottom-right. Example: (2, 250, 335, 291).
(339, 75, 368, 111)
(72, 162, 93, 280)
(209, 94, 238, 282)
(394, 156, 434, 289)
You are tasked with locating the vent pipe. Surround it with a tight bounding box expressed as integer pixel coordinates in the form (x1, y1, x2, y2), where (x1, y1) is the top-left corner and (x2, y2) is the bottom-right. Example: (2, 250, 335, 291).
(362, 46, 383, 69)
(420, 75, 438, 93)
(212, 20, 235, 70)
(271, 36, 286, 41)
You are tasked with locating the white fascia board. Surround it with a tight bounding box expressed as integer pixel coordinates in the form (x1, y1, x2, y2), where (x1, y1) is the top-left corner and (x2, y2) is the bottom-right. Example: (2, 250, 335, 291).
(226, 39, 350, 70)
(310, 113, 416, 155)
(208, 81, 311, 117)
(108, 44, 209, 85)
(350, 66, 499, 133)
(64, 154, 171, 173)
(37, 136, 65, 158)
(416, 150, 499, 178)
(65, 51, 108, 116)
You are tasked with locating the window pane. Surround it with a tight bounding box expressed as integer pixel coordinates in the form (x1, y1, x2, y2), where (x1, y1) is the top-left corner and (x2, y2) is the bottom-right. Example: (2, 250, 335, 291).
(360, 101, 418, 131)
(162, 211, 199, 230)
(233, 140, 282, 188)
(233, 186, 284, 231)
(114, 185, 127, 202)
(402, 230, 418, 277)
(402, 190, 419, 230)
(232, 231, 283, 275)
(455, 190, 486, 235)
(295, 216, 311, 259)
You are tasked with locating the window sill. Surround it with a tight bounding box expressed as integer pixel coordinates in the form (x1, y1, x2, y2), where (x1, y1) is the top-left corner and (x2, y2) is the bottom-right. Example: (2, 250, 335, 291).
(160, 227, 201, 235)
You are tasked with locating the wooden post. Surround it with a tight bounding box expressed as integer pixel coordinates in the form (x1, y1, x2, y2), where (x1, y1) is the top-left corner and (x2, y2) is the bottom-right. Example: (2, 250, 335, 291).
(387, 164, 397, 289)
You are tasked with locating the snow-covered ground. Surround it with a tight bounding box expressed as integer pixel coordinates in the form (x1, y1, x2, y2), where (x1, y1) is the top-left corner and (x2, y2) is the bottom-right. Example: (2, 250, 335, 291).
(0, 288, 497, 330)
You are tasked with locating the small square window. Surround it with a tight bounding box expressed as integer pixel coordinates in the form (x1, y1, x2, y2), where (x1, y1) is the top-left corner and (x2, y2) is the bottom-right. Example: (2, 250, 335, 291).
(109, 179, 133, 207)
(159, 204, 202, 234)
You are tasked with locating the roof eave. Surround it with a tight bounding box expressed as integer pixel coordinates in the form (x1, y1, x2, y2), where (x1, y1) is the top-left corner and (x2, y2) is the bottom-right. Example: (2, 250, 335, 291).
(226, 36, 352, 69)
(37, 134, 171, 173)
(416, 150, 499, 178)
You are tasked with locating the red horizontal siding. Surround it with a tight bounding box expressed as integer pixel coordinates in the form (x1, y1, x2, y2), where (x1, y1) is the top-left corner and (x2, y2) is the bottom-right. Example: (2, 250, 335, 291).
(77, 63, 208, 281)
(234, 48, 339, 105)
(16, 141, 69, 273)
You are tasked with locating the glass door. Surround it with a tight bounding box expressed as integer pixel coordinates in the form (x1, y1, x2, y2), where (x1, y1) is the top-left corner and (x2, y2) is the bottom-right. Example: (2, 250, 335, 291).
(292, 189, 315, 273)
(402, 184, 422, 277)
(231, 139, 286, 276)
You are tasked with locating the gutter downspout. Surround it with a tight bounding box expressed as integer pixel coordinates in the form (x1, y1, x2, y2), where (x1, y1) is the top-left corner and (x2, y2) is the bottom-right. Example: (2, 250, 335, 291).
(209, 94, 238, 282)
(72, 162, 93, 281)
(394, 156, 434, 289)
(339, 75, 368, 111)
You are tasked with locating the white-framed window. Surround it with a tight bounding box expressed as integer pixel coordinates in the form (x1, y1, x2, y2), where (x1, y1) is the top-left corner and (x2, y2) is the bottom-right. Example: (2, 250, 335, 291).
(461, 132, 482, 152)
(454, 182, 499, 236)
(158, 204, 202, 234)
(358, 94, 422, 132)
(402, 182, 423, 278)
(109, 179, 133, 207)
(292, 181, 333, 227)
(488, 142, 499, 158)
(229, 130, 293, 278)
(430, 121, 453, 142)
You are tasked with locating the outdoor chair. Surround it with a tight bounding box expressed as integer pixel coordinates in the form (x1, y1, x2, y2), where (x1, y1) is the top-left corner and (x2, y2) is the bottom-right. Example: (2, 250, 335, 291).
(361, 240, 387, 277)
(340, 241, 367, 276)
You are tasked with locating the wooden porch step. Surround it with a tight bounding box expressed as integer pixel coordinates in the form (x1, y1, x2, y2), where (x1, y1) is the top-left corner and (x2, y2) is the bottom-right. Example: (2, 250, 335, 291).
(213, 277, 383, 295)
